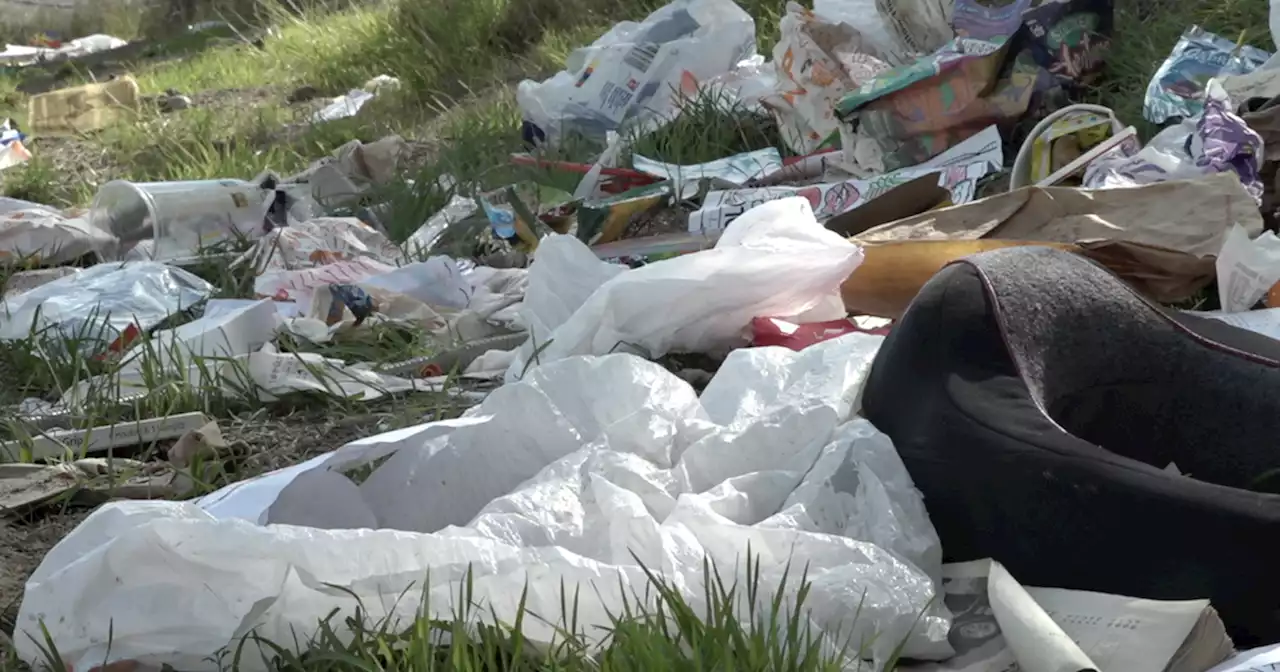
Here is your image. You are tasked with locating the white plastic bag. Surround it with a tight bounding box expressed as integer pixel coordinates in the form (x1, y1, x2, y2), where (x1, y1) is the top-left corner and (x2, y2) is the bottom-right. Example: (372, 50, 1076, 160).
(361, 256, 474, 309)
(19, 334, 953, 671)
(701, 55, 780, 114)
(0, 261, 212, 348)
(876, 0, 952, 57)
(504, 197, 864, 381)
(516, 0, 757, 146)
(815, 0, 915, 65)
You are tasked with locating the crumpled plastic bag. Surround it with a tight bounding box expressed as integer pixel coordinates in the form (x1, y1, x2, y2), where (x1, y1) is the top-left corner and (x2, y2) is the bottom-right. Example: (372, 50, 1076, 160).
(700, 55, 779, 114)
(516, 0, 757, 146)
(504, 197, 864, 382)
(0, 261, 212, 349)
(814, 0, 916, 66)
(17, 334, 953, 671)
(1085, 80, 1264, 201)
(240, 217, 407, 304)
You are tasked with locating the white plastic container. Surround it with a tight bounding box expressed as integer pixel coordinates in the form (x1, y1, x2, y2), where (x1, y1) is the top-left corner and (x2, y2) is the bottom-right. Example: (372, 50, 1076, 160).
(89, 179, 269, 260)
(1009, 104, 1125, 191)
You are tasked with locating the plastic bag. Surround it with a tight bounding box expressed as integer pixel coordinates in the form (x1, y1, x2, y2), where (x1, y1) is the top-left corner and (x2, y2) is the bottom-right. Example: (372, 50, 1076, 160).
(18, 335, 953, 671)
(0, 261, 213, 349)
(240, 217, 407, 304)
(814, 0, 916, 65)
(1009, 0, 1112, 94)
(516, 0, 757, 147)
(700, 55, 780, 114)
(768, 2, 892, 154)
(876, 0, 952, 57)
(752, 315, 892, 349)
(1086, 81, 1264, 201)
(504, 197, 864, 381)
(1143, 26, 1272, 125)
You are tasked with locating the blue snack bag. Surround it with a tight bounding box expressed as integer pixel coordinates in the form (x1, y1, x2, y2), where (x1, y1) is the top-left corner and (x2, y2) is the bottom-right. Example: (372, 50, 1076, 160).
(1143, 26, 1272, 125)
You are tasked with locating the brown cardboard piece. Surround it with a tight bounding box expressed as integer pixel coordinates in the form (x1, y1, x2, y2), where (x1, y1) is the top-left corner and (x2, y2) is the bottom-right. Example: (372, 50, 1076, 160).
(839, 173, 1248, 318)
(826, 173, 950, 237)
(840, 239, 1216, 319)
(853, 172, 1260, 258)
(0, 459, 191, 514)
(28, 76, 141, 136)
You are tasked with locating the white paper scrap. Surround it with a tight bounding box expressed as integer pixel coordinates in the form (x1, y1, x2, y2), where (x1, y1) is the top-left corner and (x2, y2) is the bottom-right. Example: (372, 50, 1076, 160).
(1216, 224, 1280, 312)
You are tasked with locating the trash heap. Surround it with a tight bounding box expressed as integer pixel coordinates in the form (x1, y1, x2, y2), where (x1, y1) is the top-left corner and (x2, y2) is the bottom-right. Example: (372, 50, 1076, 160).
(5, 0, 1280, 670)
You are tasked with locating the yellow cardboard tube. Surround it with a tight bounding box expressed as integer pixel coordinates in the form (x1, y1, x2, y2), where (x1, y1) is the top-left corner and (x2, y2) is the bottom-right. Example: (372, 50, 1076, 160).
(841, 240, 1080, 319)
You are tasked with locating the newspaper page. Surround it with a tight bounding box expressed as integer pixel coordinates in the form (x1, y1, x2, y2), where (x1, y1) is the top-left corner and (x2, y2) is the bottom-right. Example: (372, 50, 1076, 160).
(902, 560, 1211, 672)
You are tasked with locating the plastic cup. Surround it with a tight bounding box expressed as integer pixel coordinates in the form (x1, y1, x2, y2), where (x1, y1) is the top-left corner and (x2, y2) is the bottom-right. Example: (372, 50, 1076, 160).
(90, 179, 269, 260)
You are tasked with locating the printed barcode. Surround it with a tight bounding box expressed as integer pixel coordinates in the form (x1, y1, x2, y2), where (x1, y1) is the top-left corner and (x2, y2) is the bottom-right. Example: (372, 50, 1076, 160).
(623, 42, 660, 72)
(598, 82, 635, 114)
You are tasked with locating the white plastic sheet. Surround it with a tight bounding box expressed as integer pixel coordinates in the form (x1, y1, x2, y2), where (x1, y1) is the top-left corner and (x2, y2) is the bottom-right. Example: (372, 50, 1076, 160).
(60, 299, 283, 408)
(64, 340, 463, 410)
(0, 261, 212, 347)
(361, 256, 475, 309)
(516, 0, 757, 146)
(18, 334, 953, 671)
(505, 197, 864, 382)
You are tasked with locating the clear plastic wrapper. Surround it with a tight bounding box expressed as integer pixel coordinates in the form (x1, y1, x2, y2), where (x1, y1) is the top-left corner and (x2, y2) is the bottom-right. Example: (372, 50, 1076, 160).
(0, 261, 213, 350)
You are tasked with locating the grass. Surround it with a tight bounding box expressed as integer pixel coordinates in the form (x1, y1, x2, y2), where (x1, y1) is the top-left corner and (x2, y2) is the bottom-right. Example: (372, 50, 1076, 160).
(0, 0, 1271, 666)
(5, 556, 911, 672)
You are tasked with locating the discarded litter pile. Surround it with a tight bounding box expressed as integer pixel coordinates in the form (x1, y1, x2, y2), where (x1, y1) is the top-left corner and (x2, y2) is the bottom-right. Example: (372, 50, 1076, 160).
(8, 0, 1280, 670)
